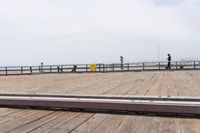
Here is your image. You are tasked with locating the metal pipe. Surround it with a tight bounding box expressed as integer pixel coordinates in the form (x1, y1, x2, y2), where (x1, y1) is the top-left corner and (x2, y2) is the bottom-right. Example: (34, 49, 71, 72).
(0, 94, 200, 116)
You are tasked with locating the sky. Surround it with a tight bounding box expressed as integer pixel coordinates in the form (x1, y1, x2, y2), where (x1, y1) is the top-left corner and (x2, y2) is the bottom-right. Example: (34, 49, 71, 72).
(0, 0, 200, 66)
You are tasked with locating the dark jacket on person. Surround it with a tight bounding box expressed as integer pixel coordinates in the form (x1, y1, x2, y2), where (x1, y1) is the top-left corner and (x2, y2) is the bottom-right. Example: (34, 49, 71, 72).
(168, 55, 171, 62)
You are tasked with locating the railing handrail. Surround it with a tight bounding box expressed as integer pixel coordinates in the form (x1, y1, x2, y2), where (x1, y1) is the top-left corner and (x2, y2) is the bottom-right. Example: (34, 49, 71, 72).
(1, 60, 200, 68)
(0, 60, 200, 76)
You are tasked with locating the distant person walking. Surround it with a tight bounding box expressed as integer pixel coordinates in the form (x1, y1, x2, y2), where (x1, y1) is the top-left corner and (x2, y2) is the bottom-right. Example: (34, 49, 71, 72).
(120, 56, 124, 71)
(167, 54, 171, 69)
(71, 65, 77, 72)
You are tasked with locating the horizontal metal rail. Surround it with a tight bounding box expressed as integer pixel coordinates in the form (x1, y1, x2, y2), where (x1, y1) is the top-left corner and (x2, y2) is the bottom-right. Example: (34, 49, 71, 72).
(2, 93, 200, 102)
(0, 61, 200, 76)
(1, 94, 200, 116)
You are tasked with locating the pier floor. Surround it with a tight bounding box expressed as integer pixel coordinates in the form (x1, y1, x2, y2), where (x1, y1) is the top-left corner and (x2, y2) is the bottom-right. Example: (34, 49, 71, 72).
(0, 71, 200, 133)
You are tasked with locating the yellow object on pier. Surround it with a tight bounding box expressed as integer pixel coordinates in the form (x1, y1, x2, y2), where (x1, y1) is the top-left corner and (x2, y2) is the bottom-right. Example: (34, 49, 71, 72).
(90, 64, 97, 71)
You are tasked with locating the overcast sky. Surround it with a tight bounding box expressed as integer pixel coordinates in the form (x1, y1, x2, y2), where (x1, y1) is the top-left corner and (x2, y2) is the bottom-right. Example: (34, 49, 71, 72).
(0, 0, 200, 66)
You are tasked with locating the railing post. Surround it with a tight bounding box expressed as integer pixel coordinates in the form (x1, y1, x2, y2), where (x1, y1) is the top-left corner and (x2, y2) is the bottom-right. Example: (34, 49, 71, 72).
(99, 64, 101, 72)
(41, 62, 43, 73)
(143, 63, 145, 70)
(194, 61, 196, 69)
(199, 61, 200, 68)
(21, 67, 23, 75)
(176, 62, 178, 70)
(159, 62, 161, 70)
(61, 66, 63, 72)
(50, 66, 52, 73)
(86, 65, 88, 72)
(57, 67, 60, 73)
(30, 67, 32, 74)
(128, 63, 129, 71)
(112, 64, 114, 71)
(5, 67, 7, 75)
(103, 64, 105, 72)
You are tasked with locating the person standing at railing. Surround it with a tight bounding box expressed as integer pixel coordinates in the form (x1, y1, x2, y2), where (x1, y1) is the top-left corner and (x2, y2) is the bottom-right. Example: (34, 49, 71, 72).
(120, 56, 124, 71)
(167, 54, 171, 69)
(41, 62, 44, 73)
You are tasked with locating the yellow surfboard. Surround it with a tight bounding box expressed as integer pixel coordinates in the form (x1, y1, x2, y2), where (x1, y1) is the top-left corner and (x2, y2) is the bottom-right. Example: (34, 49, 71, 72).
(90, 64, 97, 71)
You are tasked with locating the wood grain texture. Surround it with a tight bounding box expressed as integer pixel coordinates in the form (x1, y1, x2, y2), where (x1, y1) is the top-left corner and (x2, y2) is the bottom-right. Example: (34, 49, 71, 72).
(0, 71, 200, 133)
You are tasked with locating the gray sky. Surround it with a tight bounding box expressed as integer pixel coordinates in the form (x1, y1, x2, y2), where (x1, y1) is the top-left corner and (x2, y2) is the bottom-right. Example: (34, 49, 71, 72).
(0, 0, 200, 66)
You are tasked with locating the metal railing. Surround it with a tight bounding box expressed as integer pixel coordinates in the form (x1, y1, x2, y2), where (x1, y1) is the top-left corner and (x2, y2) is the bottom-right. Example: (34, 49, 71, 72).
(1, 94, 200, 117)
(0, 61, 200, 75)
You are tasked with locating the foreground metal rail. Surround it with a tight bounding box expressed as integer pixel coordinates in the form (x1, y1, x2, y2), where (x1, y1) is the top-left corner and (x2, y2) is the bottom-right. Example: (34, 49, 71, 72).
(0, 94, 200, 116)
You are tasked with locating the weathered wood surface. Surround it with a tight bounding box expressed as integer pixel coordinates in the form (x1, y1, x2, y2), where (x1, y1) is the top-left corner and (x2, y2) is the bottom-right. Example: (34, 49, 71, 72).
(0, 71, 200, 133)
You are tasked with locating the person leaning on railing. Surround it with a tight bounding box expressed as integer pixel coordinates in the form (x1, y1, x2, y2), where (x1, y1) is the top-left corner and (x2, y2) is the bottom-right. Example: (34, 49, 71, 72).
(120, 56, 124, 71)
(167, 54, 171, 69)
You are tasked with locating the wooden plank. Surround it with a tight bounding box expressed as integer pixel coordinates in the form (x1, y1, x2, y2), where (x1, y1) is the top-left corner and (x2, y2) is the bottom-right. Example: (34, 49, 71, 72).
(131, 116, 160, 133)
(128, 72, 160, 95)
(100, 73, 140, 95)
(0, 110, 31, 126)
(183, 71, 200, 96)
(178, 119, 200, 133)
(30, 112, 80, 133)
(71, 114, 109, 133)
(174, 72, 191, 96)
(0, 110, 53, 132)
(91, 115, 124, 133)
(114, 115, 137, 133)
(66, 73, 127, 95)
(8, 111, 65, 133)
(0, 108, 23, 117)
(49, 113, 94, 133)
(158, 118, 180, 133)
(138, 72, 162, 96)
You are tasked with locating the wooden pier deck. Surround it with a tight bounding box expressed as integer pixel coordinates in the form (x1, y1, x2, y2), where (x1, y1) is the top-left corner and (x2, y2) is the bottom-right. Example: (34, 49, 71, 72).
(0, 70, 200, 132)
